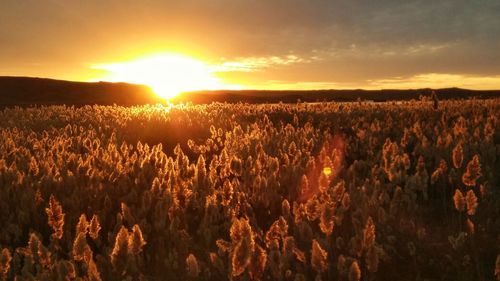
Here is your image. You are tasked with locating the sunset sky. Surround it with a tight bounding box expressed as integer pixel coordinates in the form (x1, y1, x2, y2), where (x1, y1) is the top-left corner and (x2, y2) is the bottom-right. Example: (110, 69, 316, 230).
(2, 0, 500, 91)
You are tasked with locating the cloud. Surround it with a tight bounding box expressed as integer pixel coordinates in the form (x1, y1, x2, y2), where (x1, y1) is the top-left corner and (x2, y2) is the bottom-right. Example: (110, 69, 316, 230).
(215, 55, 314, 72)
(1, 0, 499, 88)
(224, 73, 500, 90)
(161, 0, 499, 82)
(253, 80, 342, 90)
(366, 73, 500, 90)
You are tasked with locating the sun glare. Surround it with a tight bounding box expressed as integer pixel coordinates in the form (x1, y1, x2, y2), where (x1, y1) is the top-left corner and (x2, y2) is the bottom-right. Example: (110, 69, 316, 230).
(93, 53, 229, 99)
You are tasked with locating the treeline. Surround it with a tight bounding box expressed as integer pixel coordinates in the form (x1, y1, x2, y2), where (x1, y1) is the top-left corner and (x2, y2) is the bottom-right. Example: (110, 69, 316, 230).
(173, 88, 500, 104)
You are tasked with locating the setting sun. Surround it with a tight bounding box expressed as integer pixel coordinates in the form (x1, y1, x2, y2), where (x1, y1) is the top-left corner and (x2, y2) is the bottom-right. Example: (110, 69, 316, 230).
(93, 53, 230, 99)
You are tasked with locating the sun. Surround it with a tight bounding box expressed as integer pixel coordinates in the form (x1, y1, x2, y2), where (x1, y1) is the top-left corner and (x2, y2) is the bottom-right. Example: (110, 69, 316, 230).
(93, 53, 227, 100)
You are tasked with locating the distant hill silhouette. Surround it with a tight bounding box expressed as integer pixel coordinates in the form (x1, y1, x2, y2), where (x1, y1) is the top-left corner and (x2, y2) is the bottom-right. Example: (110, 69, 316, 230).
(1, 76, 500, 105)
(174, 88, 500, 104)
(0, 76, 161, 106)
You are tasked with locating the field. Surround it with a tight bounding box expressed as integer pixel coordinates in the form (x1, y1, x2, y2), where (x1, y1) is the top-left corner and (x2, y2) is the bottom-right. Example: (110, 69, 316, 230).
(0, 99, 499, 281)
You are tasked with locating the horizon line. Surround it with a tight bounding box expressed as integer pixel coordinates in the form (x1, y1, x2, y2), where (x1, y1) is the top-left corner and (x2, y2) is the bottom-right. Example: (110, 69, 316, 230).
(2, 75, 500, 92)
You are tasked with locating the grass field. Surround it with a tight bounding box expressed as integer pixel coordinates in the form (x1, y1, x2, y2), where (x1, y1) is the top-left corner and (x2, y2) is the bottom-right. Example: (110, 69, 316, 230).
(0, 99, 499, 280)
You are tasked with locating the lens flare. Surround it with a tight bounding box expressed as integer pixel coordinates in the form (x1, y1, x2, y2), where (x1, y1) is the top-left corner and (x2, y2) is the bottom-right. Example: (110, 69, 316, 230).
(323, 167, 333, 176)
(298, 134, 346, 202)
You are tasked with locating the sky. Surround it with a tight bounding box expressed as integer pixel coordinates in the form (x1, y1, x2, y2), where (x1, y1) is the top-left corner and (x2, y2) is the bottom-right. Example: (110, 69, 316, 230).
(1, 0, 500, 90)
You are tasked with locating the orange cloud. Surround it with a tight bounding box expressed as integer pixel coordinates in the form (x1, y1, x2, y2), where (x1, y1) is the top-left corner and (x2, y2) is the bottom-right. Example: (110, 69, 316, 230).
(366, 73, 500, 90)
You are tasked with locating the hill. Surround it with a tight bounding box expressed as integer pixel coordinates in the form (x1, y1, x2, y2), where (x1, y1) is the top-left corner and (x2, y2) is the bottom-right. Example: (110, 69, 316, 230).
(1, 76, 500, 105)
(0, 76, 161, 106)
(174, 88, 500, 103)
